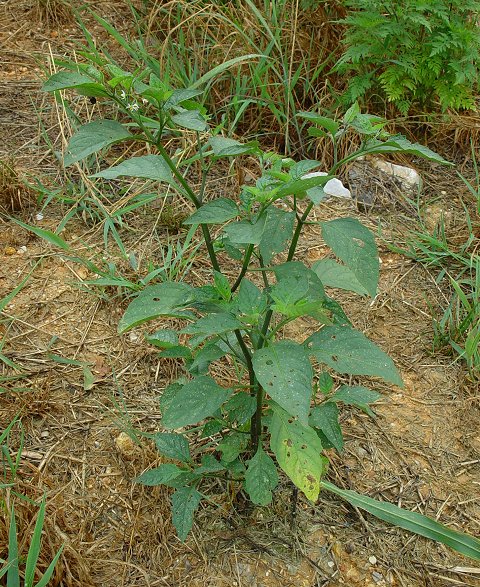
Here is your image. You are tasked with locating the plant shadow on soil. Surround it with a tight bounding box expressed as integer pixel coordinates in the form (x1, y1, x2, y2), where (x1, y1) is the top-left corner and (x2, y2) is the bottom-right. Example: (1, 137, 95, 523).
(0, 2, 480, 586)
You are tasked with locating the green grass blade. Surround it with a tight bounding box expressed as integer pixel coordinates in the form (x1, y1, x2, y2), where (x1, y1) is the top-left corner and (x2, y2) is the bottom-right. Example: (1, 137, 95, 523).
(190, 54, 263, 89)
(24, 496, 47, 587)
(322, 481, 480, 561)
(33, 545, 63, 587)
(11, 220, 69, 251)
(7, 504, 20, 587)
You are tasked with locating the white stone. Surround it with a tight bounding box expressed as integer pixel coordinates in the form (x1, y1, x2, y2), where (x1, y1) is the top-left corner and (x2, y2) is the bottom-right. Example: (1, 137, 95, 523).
(35, 213, 44, 221)
(369, 158, 422, 192)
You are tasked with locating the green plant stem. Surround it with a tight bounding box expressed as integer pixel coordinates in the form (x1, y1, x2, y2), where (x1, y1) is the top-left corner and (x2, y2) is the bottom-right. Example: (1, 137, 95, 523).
(155, 143, 221, 272)
(287, 201, 314, 261)
(231, 244, 255, 292)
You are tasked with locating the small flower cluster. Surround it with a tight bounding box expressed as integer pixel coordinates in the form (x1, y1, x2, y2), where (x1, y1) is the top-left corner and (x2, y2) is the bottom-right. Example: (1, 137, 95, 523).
(118, 89, 148, 113)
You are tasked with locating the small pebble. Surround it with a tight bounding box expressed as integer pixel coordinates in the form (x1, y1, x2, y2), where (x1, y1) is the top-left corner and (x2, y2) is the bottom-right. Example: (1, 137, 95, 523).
(372, 571, 384, 583)
(40, 431, 49, 438)
(369, 555, 378, 565)
(327, 561, 335, 568)
(17, 245, 27, 254)
(35, 212, 44, 221)
(128, 332, 139, 342)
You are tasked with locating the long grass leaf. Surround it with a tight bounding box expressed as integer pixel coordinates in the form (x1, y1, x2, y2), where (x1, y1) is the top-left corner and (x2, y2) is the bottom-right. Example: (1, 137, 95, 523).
(322, 481, 480, 561)
(7, 504, 20, 587)
(25, 497, 47, 587)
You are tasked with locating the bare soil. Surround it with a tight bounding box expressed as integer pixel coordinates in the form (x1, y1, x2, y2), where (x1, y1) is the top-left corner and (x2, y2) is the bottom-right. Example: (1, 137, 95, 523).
(1, 2, 479, 586)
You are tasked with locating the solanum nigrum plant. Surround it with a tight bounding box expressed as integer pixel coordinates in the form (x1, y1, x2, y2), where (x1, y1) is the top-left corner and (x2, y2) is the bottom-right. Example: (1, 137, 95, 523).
(41, 13, 480, 560)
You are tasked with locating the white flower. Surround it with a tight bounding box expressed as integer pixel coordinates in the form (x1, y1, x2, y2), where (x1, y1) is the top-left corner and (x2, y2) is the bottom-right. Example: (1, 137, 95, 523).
(302, 171, 351, 199)
(142, 98, 149, 105)
(119, 90, 126, 100)
(126, 102, 139, 112)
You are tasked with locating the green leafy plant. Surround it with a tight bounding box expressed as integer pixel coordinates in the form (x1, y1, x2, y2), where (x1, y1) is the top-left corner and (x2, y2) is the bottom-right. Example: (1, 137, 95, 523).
(335, 0, 480, 113)
(41, 18, 480, 561)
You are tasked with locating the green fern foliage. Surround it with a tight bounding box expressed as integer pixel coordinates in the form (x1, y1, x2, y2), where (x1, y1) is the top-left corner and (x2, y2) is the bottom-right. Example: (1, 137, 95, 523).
(335, 0, 480, 113)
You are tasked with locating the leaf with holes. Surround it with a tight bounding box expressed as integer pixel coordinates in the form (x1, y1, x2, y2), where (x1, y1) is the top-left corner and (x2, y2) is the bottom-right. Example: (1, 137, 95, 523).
(306, 326, 403, 386)
(321, 218, 379, 297)
(171, 486, 202, 542)
(258, 207, 295, 263)
(118, 283, 196, 333)
(64, 119, 132, 166)
(245, 448, 279, 506)
(269, 404, 325, 501)
(162, 376, 232, 428)
(309, 402, 344, 452)
(253, 341, 313, 425)
(145, 329, 179, 349)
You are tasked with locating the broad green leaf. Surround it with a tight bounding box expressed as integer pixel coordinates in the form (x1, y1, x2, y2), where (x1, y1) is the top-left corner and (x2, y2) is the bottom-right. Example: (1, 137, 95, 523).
(312, 259, 369, 296)
(165, 88, 203, 108)
(195, 454, 225, 474)
(321, 481, 480, 561)
(136, 463, 188, 486)
(306, 326, 403, 386)
(276, 173, 331, 198)
(318, 372, 334, 394)
(171, 109, 208, 131)
(321, 218, 379, 298)
(329, 385, 381, 417)
(201, 420, 224, 438)
(296, 111, 340, 134)
(171, 487, 202, 542)
(159, 381, 185, 413)
(309, 402, 344, 452)
(289, 159, 322, 179)
(181, 313, 242, 337)
(214, 271, 231, 300)
(245, 448, 279, 506)
(145, 329, 179, 349)
(271, 262, 327, 321)
(253, 341, 313, 424)
(90, 155, 174, 183)
(154, 432, 191, 462)
(218, 432, 248, 462)
(188, 343, 226, 374)
(159, 345, 192, 359)
(269, 404, 324, 501)
(233, 279, 268, 325)
(258, 207, 295, 263)
(162, 376, 232, 428)
(223, 392, 256, 425)
(42, 71, 108, 97)
(184, 198, 238, 224)
(223, 214, 267, 245)
(64, 119, 132, 166)
(208, 136, 259, 157)
(12, 219, 70, 251)
(118, 282, 195, 333)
